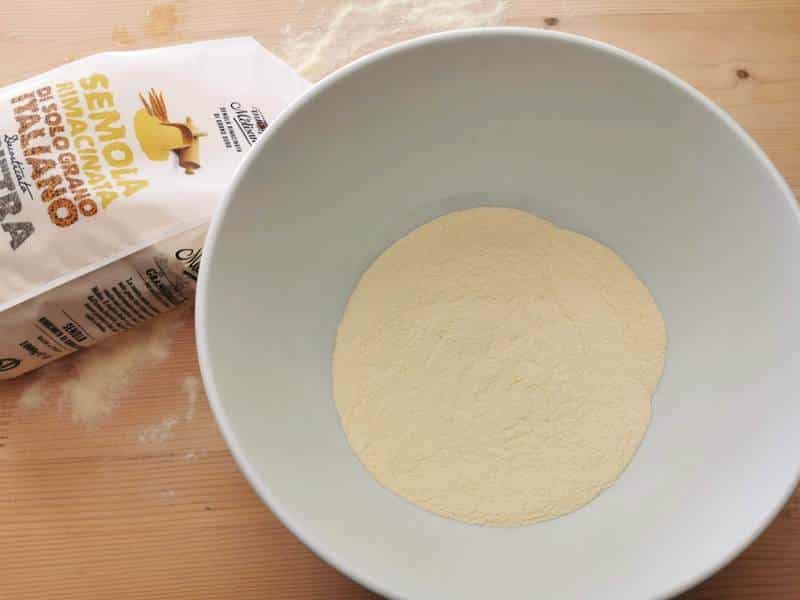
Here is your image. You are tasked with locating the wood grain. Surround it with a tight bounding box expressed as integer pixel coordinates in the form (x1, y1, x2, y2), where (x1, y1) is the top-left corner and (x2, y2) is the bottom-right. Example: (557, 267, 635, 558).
(1, 1, 798, 599)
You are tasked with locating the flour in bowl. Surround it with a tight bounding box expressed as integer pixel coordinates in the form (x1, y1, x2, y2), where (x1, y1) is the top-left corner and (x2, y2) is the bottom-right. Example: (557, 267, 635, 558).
(333, 207, 666, 526)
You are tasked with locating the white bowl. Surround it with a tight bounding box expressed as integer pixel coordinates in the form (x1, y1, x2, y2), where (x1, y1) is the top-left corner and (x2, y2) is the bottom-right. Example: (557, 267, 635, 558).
(197, 28, 800, 599)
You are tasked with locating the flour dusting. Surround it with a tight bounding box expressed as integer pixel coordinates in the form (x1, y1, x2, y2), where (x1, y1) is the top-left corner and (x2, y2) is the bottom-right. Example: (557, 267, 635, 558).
(139, 416, 180, 445)
(17, 380, 48, 411)
(281, 0, 509, 79)
(18, 309, 188, 424)
(181, 449, 208, 461)
(16, 360, 70, 410)
(182, 375, 202, 421)
(138, 374, 204, 445)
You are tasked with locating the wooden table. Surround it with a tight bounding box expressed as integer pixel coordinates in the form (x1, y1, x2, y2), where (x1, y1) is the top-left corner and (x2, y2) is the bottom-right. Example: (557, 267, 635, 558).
(2, 1, 799, 598)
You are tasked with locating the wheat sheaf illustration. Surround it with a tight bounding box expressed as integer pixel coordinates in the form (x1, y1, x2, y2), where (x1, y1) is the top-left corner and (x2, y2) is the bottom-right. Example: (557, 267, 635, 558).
(134, 89, 206, 175)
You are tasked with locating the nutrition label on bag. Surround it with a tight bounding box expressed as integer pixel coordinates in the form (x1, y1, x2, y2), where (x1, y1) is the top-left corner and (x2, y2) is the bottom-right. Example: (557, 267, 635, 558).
(0, 225, 205, 376)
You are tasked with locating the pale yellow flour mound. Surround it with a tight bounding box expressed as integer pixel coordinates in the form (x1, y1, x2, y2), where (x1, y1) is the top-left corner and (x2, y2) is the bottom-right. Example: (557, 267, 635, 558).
(333, 207, 666, 526)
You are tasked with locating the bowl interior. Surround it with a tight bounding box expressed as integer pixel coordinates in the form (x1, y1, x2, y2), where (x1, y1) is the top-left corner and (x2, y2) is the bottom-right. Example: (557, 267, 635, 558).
(199, 30, 800, 600)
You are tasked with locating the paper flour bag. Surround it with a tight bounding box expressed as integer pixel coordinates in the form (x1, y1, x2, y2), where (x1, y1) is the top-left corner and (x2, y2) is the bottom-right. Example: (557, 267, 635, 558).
(0, 38, 309, 379)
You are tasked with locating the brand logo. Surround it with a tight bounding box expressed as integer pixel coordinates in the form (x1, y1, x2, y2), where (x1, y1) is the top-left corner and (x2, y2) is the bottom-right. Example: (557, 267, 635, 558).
(0, 357, 21, 372)
(230, 102, 268, 147)
(175, 246, 202, 281)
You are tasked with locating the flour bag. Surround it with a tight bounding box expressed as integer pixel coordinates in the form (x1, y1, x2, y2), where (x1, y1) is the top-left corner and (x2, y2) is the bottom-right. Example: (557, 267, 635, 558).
(0, 38, 310, 379)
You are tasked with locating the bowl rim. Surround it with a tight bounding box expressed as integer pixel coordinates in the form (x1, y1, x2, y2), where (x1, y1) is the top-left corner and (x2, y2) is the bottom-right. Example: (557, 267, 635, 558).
(196, 26, 800, 600)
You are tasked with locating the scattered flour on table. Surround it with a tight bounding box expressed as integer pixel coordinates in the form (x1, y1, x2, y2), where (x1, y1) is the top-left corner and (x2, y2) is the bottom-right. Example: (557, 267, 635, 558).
(17, 360, 70, 411)
(17, 384, 45, 411)
(182, 448, 208, 461)
(280, 0, 509, 79)
(182, 375, 202, 421)
(138, 374, 205, 445)
(139, 416, 180, 445)
(17, 309, 188, 425)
